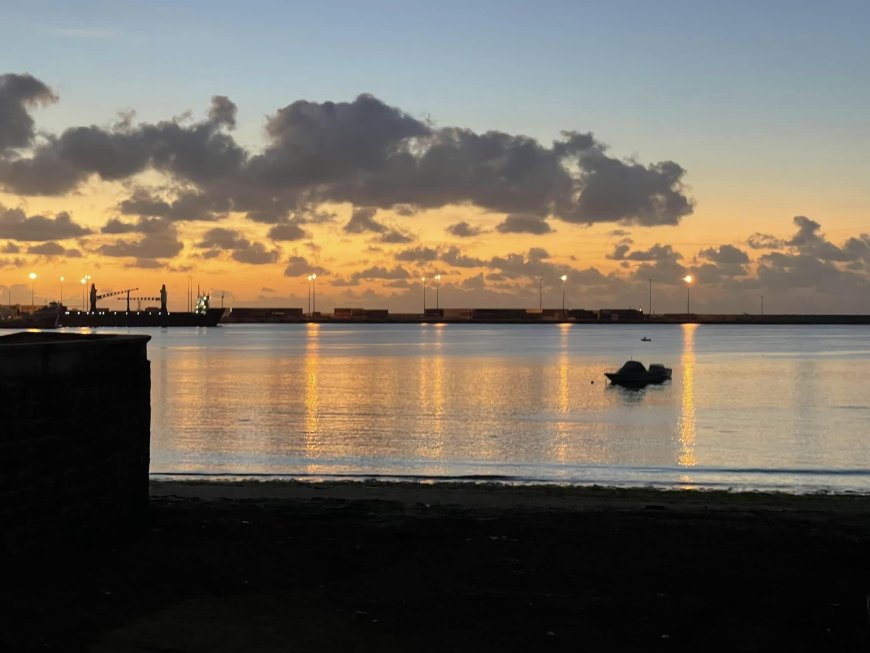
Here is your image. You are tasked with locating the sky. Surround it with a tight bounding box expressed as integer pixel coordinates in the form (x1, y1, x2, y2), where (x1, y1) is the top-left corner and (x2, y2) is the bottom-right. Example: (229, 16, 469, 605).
(0, 0, 868, 313)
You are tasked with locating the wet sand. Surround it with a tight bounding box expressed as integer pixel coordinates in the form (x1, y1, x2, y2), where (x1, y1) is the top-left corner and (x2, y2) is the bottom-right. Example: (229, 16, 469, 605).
(6, 481, 870, 652)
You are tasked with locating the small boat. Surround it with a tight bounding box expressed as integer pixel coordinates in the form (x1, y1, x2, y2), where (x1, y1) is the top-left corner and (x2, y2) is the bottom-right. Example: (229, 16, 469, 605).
(641, 337, 652, 342)
(605, 360, 672, 387)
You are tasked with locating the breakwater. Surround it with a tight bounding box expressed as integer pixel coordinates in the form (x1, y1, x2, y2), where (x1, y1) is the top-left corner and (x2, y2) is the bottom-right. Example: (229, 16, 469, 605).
(0, 332, 151, 551)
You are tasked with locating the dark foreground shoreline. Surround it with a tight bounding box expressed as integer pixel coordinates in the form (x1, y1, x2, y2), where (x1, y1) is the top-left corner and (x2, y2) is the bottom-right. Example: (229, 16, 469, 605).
(6, 481, 870, 652)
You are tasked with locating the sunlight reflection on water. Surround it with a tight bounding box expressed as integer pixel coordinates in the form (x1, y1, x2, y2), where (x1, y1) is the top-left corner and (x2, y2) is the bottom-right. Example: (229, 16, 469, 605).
(143, 323, 870, 493)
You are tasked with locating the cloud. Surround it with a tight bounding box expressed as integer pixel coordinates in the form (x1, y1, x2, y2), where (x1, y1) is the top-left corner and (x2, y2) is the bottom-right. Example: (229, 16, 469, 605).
(97, 217, 183, 259)
(446, 221, 482, 238)
(395, 246, 439, 262)
(268, 222, 308, 241)
(495, 214, 553, 235)
(0, 90, 246, 195)
(195, 227, 279, 264)
(787, 215, 848, 261)
(118, 187, 229, 222)
(283, 255, 327, 277)
(440, 246, 484, 268)
(0, 73, 57, 151)
(352, 265, 409, 280)
(27, 241, 82, 257)
(378, 229, 414, 243)
(697, 244, 749, 265)
(0, 73, 694, 228)
(344, 207, 386, 234)
(608, 242, 682, 262)
(0, 206, 93, 241)
(2, 241, 20, 253)
(747, 232, 785, 250)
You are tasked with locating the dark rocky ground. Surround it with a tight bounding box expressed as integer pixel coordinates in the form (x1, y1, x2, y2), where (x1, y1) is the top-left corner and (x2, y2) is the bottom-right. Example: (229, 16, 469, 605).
(4, 482, 870, 652)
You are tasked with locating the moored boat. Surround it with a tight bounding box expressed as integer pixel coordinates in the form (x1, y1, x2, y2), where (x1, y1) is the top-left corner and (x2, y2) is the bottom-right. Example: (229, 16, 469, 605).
(604, 360, 672, 387)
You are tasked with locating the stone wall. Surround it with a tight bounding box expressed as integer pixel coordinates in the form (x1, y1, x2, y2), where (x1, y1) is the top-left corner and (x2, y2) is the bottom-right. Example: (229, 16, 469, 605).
(0, 332, 151, 551)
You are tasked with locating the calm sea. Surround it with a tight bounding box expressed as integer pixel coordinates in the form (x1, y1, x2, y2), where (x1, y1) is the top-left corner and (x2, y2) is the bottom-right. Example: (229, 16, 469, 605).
(87, 323, 870, 493)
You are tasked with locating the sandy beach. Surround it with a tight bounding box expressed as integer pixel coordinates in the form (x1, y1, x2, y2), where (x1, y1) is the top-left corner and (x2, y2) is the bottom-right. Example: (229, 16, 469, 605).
(5, 481, 870, 652)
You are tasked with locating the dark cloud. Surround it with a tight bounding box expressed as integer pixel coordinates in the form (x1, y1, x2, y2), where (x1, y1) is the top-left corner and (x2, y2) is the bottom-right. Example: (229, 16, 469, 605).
(378, 229, 413, 244)
(0, 86, 246, 195)
(0, 73, 694, 228)
(446, 221, 482, 238)
(560, 150, 692, 226)
(608, 243, 682, 262)
(118, 187, 229, 222)
(27, 241, 81, 257)
(747, 232, 785, 250)
(283, 255, 327, 277)
(2, 241, 20, 253)
(195, 227, 278, 264)
(101, 218, 139, 234)
(268, 222, 308, 241)
(0, 206, 93, 241)
(0, 73, 57, 151)
(352, 265, 409, 280)
(344, 207, 386, 234)
(97, 218, 183, 259)
(697, 244, 749, 265)
(440, 246, 484, 268)
(208, 96, 237, 129)
(787, 216, 848, 261)
(127, 258, 165, 269)
(395, 246, 439, 262)
(495, 214, 552, 235)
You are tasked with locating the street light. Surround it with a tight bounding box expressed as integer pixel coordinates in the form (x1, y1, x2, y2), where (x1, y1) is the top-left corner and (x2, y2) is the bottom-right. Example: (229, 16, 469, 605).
(538, 276, 543, 310)
(683, 274, 694, 314)
(560, 274, 568, 313)
(421, 276, 426, 313)
(648, 278, 652, 316)
(28, 272, 37, 306)
(307, 274, 317, 316)
(60, 276, 64, 305)
(434, 274, 441, 310)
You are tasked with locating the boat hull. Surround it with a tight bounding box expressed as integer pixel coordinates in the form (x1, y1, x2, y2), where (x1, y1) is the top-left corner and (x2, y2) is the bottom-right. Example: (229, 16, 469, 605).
(59, 308, 225, 328)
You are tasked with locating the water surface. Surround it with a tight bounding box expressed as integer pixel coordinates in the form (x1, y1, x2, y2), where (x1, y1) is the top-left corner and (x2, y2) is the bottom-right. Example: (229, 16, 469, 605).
(112, 323, 870, 492)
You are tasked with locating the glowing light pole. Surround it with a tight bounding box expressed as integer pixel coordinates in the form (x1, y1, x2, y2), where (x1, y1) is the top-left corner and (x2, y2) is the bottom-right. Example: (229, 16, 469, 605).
(560, 274, 568, 313)
(59, 276, 64, 305)
(421, 276, 427, 313)
(683, 274, 694, 314)
(28, 272, 37, 306)
(307, 273, 317, 315)
(434, 274, 441, 310)
(648, 278, 653, 316)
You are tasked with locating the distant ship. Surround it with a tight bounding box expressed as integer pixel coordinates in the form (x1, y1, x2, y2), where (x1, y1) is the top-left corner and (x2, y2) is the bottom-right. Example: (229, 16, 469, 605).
(57, 283, 226, 328)
(59, 307, 225, 328)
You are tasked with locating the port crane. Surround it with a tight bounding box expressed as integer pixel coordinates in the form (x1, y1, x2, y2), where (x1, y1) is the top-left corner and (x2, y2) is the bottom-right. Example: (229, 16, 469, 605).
(113, 293, 161, 312)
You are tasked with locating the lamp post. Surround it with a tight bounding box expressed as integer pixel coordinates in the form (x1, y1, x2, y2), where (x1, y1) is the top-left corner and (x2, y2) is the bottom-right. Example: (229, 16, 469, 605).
(683, 274, 694, 314)
(538, 276, 543, 310)
(308, 273, 317, 315)
(434, 274, 441, 310)
(560, 274, 567, 313)
(421, 276, 426, 313)
(648, 278, 652, 316)
(60, 276, 64, 305)
(761, 295, 764, 316)
(28, 272, 37, 306)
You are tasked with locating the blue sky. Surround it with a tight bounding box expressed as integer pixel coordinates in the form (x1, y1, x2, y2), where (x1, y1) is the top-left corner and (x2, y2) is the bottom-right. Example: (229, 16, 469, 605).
(1, 0, 869, 312)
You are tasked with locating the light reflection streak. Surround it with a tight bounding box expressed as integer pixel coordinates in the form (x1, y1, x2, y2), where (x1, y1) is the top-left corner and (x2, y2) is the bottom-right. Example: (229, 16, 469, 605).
(553, 324, 572, 462)
(678, 323, 697, 477)
(303, 323, 322, 469)
(418, 325, 445, 458)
